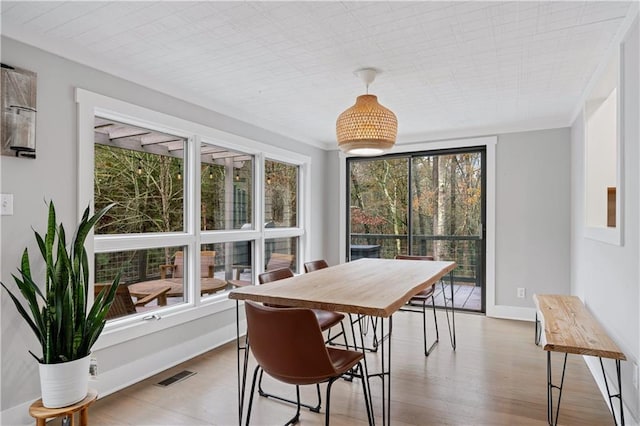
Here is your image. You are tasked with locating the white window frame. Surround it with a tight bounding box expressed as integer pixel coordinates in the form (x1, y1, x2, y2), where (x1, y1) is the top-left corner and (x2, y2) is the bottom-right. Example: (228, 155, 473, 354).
(263, 154, 308, 273)
(76, 89, 310, 349)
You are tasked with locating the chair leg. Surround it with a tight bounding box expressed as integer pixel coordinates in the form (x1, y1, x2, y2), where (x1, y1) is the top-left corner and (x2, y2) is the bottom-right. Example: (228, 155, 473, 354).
(285, 386, 301, 426)
(250, 367, 301, 426)
(258, 367, 321, 412)
(325, 378, 336, 426)
(326, 322, 349, 351)
(423, 295, 440, 356)
(431, 293, 439, 342)
(340, 321, 349, 350)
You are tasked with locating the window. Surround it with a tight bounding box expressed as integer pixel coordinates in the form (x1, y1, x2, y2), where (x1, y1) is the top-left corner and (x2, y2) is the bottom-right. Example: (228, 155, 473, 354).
(78, 89, 310, 335)
(94, 118, 185, 234)
(201, 142, 253, 231)
(265, 159, 298, 228)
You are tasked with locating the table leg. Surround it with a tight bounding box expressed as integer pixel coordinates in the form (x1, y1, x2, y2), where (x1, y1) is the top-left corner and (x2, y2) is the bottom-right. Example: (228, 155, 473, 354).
(80, 407, 89, 426)
(236, 300, 250, 426)
(442, 271, 456, 350)
(356, 315, 375, 425)
(547, 351, 567, 426)
(599, 358, 625, 426)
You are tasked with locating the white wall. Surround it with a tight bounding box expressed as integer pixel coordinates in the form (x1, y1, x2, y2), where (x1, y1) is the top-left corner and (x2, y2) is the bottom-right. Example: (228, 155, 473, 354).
(571, 16, 639, 422)
(496, 128, 572, 309)
(0, 37, 326, 424)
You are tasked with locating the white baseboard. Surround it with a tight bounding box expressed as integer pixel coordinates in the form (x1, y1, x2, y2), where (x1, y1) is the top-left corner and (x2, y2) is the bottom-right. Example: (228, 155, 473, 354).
(93, 319, 244, 397)
(0, 318, 247, 426)
(486, 304, 536, 322)
(584, 356, 639, 426)
(1, 399, 33, 426)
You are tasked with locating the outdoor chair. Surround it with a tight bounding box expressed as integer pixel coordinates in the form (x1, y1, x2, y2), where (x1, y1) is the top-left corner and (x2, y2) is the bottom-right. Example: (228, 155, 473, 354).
(160, 250, 216, 279)
(95, 284, 171, 320)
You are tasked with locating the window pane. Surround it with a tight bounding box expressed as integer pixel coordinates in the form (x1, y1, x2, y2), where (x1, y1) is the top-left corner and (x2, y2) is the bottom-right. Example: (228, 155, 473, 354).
(265, 160, 298, 228)
(201, 241, 254, 296)
(95, 246, 186, 320)
(201, 143, 253, 230)
(265, 237, 298, 273)
(94, 117, 185, 234)
(411, 153, 483, 281)
(348, 158, 408, 259)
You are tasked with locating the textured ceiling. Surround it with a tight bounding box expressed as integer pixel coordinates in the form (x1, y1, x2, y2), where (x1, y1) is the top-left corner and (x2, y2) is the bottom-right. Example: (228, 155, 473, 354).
(0, 1, 634, 149)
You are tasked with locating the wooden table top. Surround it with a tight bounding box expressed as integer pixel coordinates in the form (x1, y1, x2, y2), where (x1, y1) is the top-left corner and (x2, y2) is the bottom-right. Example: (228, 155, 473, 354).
(534, 294, 626, 360)
(129, 277, 227, 298)
(229, 258, 456, 317)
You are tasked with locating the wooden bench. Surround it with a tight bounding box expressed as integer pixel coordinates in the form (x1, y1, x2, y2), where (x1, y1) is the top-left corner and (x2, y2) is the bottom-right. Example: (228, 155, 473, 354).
(533, 294, 626, 426)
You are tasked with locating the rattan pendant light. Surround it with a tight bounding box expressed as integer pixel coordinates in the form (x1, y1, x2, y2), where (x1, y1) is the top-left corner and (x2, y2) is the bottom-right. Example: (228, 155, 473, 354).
(336, 68, 397, 156)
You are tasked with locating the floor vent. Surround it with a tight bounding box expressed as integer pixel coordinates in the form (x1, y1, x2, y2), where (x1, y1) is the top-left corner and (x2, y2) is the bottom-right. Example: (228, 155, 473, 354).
(156, 370, 196, 387)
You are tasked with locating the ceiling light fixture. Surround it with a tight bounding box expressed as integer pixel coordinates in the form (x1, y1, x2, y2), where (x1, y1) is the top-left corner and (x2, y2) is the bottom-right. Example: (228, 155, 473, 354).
(336, 68, 397, 156)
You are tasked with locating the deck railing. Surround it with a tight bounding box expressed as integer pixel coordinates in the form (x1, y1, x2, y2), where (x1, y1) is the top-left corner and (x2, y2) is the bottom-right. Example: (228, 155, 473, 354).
(349, 233, 483, 287)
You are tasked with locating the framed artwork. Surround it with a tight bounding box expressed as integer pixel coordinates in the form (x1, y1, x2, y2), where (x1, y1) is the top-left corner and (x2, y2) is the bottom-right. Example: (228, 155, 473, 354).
(1, 63, 37, 158)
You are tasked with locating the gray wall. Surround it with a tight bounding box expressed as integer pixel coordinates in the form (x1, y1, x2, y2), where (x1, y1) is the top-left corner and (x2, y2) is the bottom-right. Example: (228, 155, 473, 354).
(570, 17, 639, 420)
(0, 37, 326, 420)
(496, 128, 572, 306)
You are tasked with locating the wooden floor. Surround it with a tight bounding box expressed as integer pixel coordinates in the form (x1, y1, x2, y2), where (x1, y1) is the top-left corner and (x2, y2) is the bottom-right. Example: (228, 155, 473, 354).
(79, 311, 613, 425)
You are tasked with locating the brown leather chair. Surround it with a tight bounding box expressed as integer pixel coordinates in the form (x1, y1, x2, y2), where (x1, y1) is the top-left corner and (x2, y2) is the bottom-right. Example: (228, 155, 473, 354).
(303, 259, 329, 273)
(257, 267, 348, 412)
(229, 252, 295, 287)
(259, 268, 345, 334)
(395, 255, 439, 356)
(244, 301, 372, 425)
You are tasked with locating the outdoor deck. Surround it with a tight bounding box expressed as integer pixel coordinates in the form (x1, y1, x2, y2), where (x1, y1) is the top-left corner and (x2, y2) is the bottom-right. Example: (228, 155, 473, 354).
(418, 282, 482, 312)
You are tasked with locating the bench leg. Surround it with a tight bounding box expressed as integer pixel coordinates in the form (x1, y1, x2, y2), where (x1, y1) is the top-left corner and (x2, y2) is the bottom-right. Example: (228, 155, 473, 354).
(599, 358, 625, 426)
(535, 312, 541, 346)
(547, 351, 568, 426)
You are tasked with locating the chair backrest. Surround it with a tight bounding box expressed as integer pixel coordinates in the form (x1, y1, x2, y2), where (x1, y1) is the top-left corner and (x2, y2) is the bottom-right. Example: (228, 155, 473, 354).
(304, 259, 329, 273)
(244, 301, 337, 385)
(266, 253, 294, 271)
(259, 267, 294, 284)
(200, 250, 216, 278)
(395, 255, 435, 261)
(171, 250, 216, 278)
(95, 285, 136, 320)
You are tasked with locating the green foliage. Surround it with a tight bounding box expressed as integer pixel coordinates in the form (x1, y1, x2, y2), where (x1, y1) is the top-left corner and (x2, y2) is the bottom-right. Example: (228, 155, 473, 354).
(1, 201, 120, 364)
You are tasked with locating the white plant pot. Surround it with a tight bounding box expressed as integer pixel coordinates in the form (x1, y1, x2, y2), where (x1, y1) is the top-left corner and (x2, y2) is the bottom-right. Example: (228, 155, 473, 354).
(39, 355, 90, 408)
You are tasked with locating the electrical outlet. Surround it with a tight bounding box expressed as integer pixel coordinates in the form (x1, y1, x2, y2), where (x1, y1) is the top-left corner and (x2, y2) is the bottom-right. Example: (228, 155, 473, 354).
(89, 356, 98, 378)
(517, 288, 526, 298)
(0, 193, 13, 216)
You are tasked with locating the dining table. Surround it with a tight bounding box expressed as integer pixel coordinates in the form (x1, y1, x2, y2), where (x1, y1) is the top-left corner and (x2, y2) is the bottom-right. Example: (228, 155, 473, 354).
(228, 257, 457, 425)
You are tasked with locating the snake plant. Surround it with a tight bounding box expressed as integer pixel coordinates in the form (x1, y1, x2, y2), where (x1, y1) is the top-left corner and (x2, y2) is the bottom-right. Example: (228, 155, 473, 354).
(1, 201, 120, 364)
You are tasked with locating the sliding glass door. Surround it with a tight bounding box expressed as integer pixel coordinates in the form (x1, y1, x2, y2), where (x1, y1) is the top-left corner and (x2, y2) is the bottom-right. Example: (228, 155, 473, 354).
(347, 147, 485, 312)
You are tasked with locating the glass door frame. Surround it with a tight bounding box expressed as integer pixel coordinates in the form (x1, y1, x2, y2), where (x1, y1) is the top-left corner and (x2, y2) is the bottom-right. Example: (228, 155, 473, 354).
(339, 136, 492, 317)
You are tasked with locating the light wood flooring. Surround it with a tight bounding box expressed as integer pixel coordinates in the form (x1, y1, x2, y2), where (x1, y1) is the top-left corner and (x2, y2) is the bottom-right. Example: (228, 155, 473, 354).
(79, 311, 613, 425)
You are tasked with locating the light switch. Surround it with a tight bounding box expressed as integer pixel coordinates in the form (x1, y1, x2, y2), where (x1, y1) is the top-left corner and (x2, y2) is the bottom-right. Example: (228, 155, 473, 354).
(1, 194, 14, 216)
